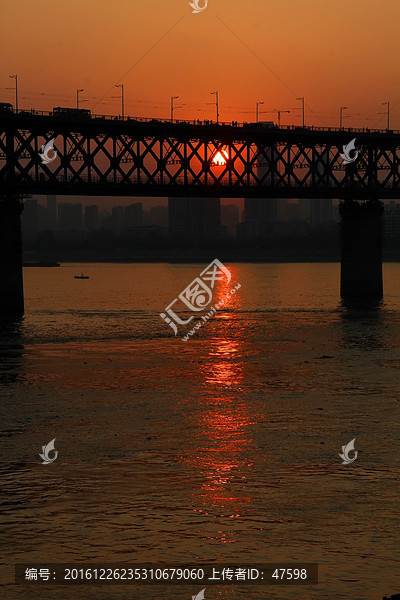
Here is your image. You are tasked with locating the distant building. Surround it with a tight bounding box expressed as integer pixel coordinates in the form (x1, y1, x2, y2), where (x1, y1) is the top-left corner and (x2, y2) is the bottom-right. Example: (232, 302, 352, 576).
(58, 203, 82, 231)
(85, 205, 99, 231)
(22, 198, 39, 232)
(125, 202, 143, 228)
(310, 198, 333, 226)
(143, 205, 168, 228)
(243, 197, 279, 236)
(100, 212, 114, 230)
(236, 219, 259, 239)
(46, 195, 57, 230)
(111, 206, 125, 229)
(271, 220, 310, 236)
(221, 204, 240, 236)
(121, 224, 165, 239)
(169, 198, 187, 236)
(168, 197, 221, 239)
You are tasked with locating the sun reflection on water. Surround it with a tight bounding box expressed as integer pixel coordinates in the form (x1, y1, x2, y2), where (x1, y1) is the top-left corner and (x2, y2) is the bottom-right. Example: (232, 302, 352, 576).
(180, 329, 265, 545)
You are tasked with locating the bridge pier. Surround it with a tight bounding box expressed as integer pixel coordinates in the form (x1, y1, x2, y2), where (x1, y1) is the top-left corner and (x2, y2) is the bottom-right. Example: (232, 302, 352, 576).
(0, 197, 24, 314)
(340, 199, 384, 300)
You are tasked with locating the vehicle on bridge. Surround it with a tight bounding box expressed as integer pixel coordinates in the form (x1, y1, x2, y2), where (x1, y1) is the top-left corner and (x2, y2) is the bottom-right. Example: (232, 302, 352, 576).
(247, 120, 276, 128)
(52, 107, 91, 119)
(19, 108, 40, 117)
(0, 102, 14, 114)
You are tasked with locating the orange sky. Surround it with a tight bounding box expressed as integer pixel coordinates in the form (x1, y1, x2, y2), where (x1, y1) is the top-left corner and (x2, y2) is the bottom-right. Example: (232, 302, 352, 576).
(1, 0, 399, 128)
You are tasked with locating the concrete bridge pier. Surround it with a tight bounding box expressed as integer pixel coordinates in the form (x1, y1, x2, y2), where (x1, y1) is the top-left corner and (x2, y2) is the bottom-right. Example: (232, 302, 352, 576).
(340, 199, 384, 300)
(0, 197, 24, 314)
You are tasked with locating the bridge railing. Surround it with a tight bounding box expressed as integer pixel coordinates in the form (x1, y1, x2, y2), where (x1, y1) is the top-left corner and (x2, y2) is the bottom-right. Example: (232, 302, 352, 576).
(4, 108, 399, 135)
(23, 171, 364, 189)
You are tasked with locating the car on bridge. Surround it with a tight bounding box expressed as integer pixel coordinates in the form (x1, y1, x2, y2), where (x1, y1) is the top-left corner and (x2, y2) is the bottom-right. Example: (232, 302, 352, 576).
(0, 102, 14, 114)
(18, 108, 40, 117)
(52, 107, 91, 119)
(247, 120, 276, 128)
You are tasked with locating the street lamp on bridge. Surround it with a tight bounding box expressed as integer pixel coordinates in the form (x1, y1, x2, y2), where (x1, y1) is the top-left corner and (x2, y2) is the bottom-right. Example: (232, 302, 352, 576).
(274, 109, 290, 127)
(76, 88, 84, 109)
(380, 101, 390, 130)
(115, 83, 125, 119)
(296, 96, 305, 127)
(256, 101, 264, 123)
(170, 96, 179, 122)
(339, 106, 348, 129)
(8, 74, 18, 112)
(210, 91, 219, 124)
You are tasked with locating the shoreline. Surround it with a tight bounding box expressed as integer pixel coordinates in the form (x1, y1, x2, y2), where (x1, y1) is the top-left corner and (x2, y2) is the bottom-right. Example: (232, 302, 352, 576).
(23, 256, 400, 264)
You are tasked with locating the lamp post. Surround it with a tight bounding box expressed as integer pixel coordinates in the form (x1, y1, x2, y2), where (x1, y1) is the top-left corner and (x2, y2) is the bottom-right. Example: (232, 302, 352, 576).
(381, 101, 390, 129)
(274, 109, 290, 127)
(339, 106, 348, 129)
(9, 74, 18, 112)
(210, 91, 219, 123)
(76, 88, 84, 109)
(256, 101, 264, 123)
(170, 95, 179, 122)
(296, 96, 305, 126)
(115, 83, 125, 119)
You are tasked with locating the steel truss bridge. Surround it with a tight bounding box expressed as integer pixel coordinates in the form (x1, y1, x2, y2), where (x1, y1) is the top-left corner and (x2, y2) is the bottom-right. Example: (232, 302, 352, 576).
(1, 111, 400, 199)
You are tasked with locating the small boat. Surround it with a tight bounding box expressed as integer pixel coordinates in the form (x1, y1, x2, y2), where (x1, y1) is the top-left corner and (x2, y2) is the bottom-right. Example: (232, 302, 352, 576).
(74, 273, 89, 280)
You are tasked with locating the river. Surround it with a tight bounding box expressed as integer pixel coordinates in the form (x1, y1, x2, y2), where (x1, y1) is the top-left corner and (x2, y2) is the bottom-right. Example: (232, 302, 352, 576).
(1, 262, 399, 600)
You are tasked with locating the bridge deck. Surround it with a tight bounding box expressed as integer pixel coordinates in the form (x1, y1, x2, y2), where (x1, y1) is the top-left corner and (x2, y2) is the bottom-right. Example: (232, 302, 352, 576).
(1, 112, 399, 199)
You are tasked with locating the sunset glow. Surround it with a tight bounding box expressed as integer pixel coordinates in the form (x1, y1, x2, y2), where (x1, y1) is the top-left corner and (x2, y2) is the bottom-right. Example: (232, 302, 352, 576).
(212, 149, 229, 166)
(1, 1, 399, 128)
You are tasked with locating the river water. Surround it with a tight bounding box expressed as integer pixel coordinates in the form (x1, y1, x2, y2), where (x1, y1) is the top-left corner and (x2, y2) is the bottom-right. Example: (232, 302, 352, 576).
(1, 262, 399, 600)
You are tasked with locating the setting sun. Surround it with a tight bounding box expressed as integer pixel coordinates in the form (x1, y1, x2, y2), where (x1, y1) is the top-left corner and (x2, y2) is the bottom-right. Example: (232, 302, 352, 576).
(212, 149, 229, 166)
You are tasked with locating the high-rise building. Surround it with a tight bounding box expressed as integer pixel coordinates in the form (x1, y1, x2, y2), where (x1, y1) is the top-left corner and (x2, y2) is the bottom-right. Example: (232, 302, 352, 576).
(111, 206, 125, 229)
(100, 211, 113, 230)
(280, 199, 311, 222)
(168, 197, 221, 239)
(58, 203, 83, 231)
(310, 198, 333, 225)
(169, 198, 187, 236)
(21, 198, 39, 232)
(221, 204, 240, 236)
(243, 197, 279, 234)
(143, 205, 168, 228)
(85, 205, 99, 230)
(125, 202, 143, 228)
(46, 195, 57, 230)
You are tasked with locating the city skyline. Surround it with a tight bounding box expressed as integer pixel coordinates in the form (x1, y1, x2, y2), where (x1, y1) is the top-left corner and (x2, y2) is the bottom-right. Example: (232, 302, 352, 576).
(25, 194, 400, 242)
